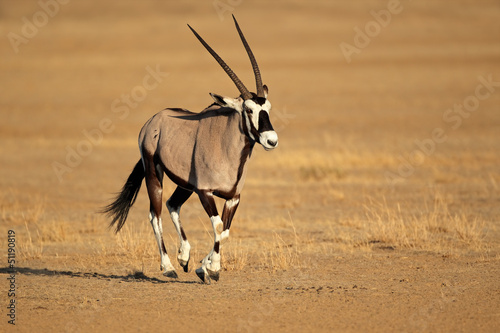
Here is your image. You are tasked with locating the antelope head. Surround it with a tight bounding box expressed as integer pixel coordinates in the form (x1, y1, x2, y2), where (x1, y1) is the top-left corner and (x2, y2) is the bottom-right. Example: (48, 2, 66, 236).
(188, 16, 278, 151)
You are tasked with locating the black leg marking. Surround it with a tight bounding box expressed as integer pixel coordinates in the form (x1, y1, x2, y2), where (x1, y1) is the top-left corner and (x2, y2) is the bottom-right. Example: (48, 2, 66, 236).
(181, 259, 189, 273)
(195, 267, 219, 283)
(163, 270, 179, 279)
(180, 228, 188, 241)
(161, 238, 167, 254)
(207, 269, 219, 282)
(198, 191, 218, 217)
(222, 195, 240, 231)
(196, 268, 211, 285)
(167, 186, 193, 211)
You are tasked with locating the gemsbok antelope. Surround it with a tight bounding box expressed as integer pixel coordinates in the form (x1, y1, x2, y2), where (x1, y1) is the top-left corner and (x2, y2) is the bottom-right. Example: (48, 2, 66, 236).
(103, 16, 278, 284)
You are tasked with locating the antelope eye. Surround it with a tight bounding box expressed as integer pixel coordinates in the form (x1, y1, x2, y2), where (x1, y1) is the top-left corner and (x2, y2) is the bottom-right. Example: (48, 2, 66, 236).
(246, 109, 253, 114)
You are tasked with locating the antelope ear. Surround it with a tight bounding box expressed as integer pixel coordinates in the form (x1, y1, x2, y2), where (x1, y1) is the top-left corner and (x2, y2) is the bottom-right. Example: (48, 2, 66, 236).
(263, 85, 268, 98)
(210, 93, 243, 112)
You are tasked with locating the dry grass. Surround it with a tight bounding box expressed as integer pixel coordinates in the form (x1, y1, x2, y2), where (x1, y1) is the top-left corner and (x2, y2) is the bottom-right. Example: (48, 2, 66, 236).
(360, 193, 487, 253)
(87, 212, 306, 273)
(3, 187, 492, 274)
(0, 1, 498, 330)
(261, 232, 300, 271)
(113, 222, 157, 260)
(453, 214, 486, 248)
(2, 197, 91, 261)
(259, 214, 302, 271)
(11, 198, 47, 260)
(221, 239, 249, 272)
(316, 187, 491, 256)
(19, 221, 44, 260)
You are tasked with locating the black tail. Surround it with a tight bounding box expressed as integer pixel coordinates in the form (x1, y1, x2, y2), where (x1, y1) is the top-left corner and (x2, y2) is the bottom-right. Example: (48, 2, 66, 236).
(102, 159, 145, 233)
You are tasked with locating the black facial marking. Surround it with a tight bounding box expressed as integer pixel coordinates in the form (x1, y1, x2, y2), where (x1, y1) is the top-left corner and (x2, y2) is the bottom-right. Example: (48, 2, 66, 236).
(258, 111, 274, 133)
(250, 93, 267, 106)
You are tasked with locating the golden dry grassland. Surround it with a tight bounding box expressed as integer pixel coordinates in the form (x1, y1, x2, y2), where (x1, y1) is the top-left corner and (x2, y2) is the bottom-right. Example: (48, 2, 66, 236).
(0, 0, 499, 331)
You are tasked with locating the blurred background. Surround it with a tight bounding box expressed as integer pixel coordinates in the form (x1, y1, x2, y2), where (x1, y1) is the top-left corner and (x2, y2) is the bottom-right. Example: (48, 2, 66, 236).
(1, 1, 499, 331)
(1, 0, 499, 253)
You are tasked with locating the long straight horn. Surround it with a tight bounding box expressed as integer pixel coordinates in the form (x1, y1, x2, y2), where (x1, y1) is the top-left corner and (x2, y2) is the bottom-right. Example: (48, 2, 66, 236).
(188, 24, 252, 100)
(232, 15, 265, 98)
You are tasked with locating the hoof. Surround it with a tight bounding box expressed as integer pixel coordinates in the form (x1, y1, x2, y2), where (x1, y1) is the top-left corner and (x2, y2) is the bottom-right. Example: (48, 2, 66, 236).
(207, 269, 220, 282)
(178, 258, 190, 273)
(163, 270, 178, 279)
(195, 267, 211, 285)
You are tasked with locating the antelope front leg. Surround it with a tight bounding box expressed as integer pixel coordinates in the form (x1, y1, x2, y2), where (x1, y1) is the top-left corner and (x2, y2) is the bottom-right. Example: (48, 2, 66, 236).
(221, 195, 240, 243)
(196, 191, 224, 284)
(166, 186, 193, 273)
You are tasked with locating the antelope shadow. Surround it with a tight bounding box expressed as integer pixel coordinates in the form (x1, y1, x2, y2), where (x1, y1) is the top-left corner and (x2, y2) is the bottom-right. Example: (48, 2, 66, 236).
(0, 266, 199, 284)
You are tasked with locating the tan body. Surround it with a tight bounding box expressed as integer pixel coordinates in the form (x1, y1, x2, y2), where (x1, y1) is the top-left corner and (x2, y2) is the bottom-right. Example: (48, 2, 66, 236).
(139, 105, 252, 199)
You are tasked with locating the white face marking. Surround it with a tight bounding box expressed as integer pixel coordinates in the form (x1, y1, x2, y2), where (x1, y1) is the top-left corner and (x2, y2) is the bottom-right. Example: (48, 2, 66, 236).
(260, 130, 279, 150)
(211, 94, 243, 112)
(243, 99, 278, 150)
(244, 110, 255, 140)
(244, 99, 272, 129)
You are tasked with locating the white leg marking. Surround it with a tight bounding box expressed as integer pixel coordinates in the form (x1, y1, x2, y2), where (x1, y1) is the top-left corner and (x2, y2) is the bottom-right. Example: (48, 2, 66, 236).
(221, 229, 230, 243)
(150, 213, 175, 273)
(167, 204, 191, 265)
(201, 215, 223, 273)
(173, 213, 191, 261)
(225, 197, 239, 209)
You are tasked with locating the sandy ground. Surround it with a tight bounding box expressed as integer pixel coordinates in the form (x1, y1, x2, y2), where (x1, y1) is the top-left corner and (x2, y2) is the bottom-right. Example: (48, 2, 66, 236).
(1, 0, 500, 332)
